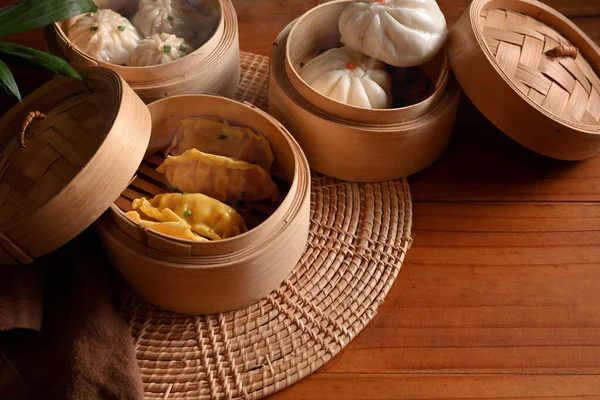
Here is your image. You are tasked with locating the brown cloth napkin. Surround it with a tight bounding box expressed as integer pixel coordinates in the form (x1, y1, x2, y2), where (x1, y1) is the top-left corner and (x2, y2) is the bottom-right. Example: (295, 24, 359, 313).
(0, 264, 44, 333)
(0, 227, 144, 400)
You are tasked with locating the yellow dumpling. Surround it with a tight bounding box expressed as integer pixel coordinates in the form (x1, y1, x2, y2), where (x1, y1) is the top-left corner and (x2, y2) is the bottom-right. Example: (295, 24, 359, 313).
(156, 149, 280, 204)
(132, 193, 248, 240)
(166, 117, 275, 171)
(126, 210, 208, 242)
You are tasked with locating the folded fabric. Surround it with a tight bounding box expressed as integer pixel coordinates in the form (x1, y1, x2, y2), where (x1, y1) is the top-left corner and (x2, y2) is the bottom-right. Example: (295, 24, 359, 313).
(0, 228, 144, 400)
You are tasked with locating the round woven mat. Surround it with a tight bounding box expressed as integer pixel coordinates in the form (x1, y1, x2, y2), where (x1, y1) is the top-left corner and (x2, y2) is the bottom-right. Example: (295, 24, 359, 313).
(122, 52, 414, 400)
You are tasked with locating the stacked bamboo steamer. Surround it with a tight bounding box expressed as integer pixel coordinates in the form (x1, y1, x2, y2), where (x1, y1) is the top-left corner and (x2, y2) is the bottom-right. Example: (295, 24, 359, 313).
(46, 0, 240, 103)
(0, 74, 311, 315)
(268, 0, 462, 183)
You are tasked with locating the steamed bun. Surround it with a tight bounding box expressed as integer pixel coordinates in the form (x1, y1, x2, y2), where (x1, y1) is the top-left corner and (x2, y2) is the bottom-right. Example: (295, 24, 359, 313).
(339, 0, 447, 67)
(299, 46, 392, 109)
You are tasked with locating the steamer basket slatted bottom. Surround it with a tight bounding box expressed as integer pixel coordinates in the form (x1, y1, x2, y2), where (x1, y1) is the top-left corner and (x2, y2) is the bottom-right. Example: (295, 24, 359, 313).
(121, 52, 414, 400)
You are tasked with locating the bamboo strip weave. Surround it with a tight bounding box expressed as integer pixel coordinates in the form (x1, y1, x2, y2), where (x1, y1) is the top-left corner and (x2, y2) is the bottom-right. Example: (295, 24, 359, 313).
(481, 8, 600, 125)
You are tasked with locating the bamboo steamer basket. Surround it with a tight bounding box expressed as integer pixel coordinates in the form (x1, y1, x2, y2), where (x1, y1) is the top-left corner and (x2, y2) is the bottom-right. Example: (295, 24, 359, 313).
(47, 0, 241, 103)
(285, 0, 450, 124)
(269, 20, 462, 182)
(448, 0, 600, 160)
(96, 95, 312, 315)
(0, 68, 151, 265)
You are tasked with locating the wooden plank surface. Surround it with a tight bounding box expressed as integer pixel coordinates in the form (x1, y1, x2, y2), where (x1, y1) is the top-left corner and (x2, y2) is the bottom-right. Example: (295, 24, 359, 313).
(270, 374, 600, 399)
(0, 0, 599, 398)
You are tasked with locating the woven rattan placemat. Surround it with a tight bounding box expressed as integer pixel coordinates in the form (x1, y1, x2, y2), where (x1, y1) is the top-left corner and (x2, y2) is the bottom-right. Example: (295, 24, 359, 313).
(122, 52, 414, 400)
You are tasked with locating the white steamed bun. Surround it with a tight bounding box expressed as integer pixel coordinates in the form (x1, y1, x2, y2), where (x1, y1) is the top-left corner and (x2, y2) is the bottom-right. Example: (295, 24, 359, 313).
(299, 46, 392, 109)
(339, 0, 447, 67)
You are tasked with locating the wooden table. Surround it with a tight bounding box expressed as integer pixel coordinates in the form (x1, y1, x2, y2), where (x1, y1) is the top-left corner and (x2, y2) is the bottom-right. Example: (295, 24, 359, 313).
(1, 0, 599, 398)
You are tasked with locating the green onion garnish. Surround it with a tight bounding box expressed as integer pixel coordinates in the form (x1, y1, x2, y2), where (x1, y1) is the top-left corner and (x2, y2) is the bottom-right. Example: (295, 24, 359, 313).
(218, 134, 227, 140)
(91, 26, 98, 32)
(180, 44, 189, 53)
(183, 210, 192, 217)
(167, 15, 174, 21)
(167, 185, 178, 192)
(117, 25, 125, 31)
(164, 45, 172, 53)
(181, 192, 188, 195)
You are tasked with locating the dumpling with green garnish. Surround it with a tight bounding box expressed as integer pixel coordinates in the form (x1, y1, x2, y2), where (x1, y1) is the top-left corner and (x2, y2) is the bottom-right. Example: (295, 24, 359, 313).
(165, 117, 275, 171)
(68, 9, 142, 65)
(126, 209, 209, 242)
(157, 148, 280, 204)
(131, 193, 248, 240)
(127, 33, 191, 66)
(132, 0, 212, 49)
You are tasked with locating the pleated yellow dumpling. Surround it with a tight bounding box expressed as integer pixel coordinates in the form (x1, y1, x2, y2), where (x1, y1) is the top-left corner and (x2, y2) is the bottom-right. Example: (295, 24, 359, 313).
(166, 117, 275, 171)
(156, 149, 280, 204)
(125, 210, 208, 242)
(132, 193, 248, 240)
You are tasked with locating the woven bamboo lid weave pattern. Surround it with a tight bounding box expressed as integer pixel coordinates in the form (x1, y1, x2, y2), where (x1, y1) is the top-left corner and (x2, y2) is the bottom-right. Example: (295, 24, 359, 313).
(0, 69, 150, 265)
(448, 0, 600, 161)
(122, 51, 413, 399)
(481, 8, 600, 126)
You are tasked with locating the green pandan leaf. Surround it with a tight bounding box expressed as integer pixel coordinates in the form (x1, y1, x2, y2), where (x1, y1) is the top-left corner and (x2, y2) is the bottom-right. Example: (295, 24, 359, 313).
(0, 0, 98, 38)
(0, 58, 20, 100)
(0, 42, 82, 82)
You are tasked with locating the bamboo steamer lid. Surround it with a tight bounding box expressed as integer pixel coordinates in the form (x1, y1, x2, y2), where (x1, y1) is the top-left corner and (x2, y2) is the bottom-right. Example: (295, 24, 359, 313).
(448, 0, 600, 160)
(0, 68, 151, 265)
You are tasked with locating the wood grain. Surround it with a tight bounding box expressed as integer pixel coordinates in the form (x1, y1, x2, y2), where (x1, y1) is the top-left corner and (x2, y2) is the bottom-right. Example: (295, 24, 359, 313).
(320, 202, 600, 375)
(270, 374, 600, 399)
(0, 0, 599, 398)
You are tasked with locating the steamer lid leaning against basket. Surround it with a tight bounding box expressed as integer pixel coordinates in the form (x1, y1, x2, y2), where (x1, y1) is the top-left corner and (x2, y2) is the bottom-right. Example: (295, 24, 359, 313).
(448, 0, 600, 160)
(0, 68, 151, 266)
